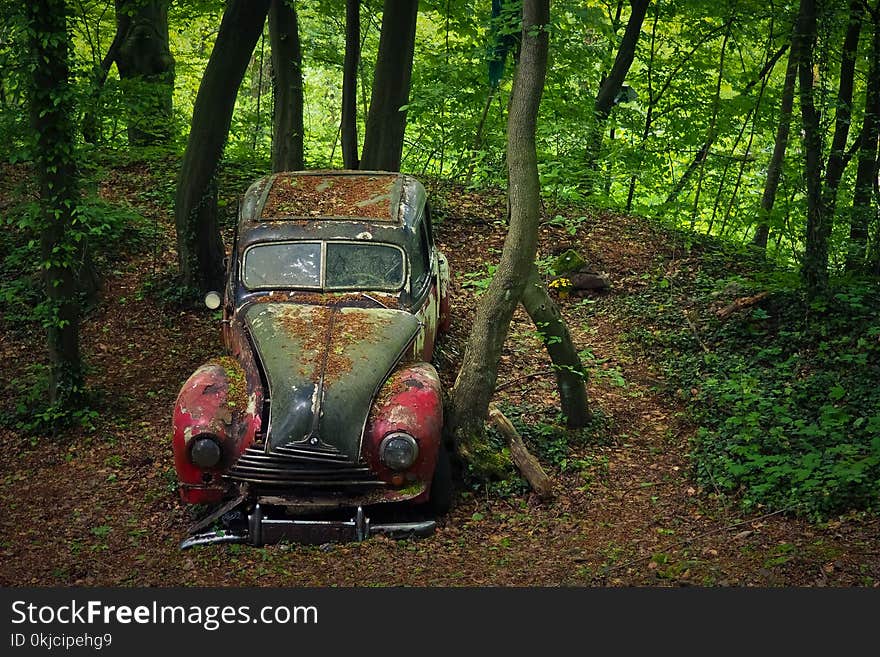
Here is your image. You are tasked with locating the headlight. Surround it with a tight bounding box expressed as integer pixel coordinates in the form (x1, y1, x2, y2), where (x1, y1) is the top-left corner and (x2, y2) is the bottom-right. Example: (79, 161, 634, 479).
(379, 432, 419, 471)
(190, 435, 222, 468)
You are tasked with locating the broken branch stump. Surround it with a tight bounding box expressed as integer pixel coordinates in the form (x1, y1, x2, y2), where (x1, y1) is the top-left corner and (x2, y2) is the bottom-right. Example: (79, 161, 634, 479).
(488, 405, 555, 500)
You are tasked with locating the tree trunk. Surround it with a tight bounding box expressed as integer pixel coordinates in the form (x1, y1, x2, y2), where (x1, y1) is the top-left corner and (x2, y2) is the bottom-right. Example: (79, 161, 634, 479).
(848, 3, 880, 271)
(360, 0, 419, 171)
(754, 33, 799, 249)
(27, 0, 84, 411)
(269, 0, 304, 172)
(822, 0, 863, 219)
(447, 0, 550, 446)
(342, 0, 361, 169)
(174, 0, 270, 295)
(521, 266, 590, 428)
(585, 0, 649, 189)
(114, 0, 175, 146)
(82, 23, 127, 144)
(795, 0, 827, 295)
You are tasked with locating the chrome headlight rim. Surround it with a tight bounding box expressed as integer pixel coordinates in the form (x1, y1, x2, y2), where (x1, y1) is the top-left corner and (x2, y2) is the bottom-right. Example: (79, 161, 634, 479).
(379, 432, 419, 471)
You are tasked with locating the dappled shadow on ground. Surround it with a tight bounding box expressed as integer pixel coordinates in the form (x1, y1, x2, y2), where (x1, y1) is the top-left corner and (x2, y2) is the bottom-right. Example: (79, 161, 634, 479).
(0, 168, 877, 587)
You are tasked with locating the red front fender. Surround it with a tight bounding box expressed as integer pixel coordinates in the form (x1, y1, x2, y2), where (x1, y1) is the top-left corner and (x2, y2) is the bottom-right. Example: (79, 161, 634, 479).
(172, 358, 261, 504)
(364, 363, 443, 500)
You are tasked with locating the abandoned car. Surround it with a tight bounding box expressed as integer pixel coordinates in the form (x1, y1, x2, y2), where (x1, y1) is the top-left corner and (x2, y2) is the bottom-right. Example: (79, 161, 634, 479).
(172, 171, 452, 548)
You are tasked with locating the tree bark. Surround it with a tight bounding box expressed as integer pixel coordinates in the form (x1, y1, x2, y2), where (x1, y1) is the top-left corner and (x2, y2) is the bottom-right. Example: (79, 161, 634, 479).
(822, 0, 863, 219)
(585, 0, 649, 189)
(521, 266, 590, 428)
(489, 406, 555, 500)
(342, 0, 361, 169)
(114, 0, 175, 146)
(753, 33, 799, 249)
(848, 2, 880, 272)
(360, 0, 419, 171)
(174, 0, 270, 295)
(269, 0, 304, 172)
(447, 0, 550, 445)
(82, 22, 127, 144)
(27, 0, 84, 411)
(795, 0, 827, 295)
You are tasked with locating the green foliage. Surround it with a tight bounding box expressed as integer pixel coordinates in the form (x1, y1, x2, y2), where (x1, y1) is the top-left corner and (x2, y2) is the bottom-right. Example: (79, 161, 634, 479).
(4, 363, 98, 435)
(625, 241, 880, 519)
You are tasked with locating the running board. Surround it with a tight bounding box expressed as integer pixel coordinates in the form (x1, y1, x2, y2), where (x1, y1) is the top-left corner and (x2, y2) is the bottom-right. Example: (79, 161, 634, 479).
(180, 504, 436, 549)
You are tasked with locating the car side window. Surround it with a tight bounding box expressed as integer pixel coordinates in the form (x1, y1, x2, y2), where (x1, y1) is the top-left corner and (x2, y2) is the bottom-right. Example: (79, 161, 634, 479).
(411, 218, 431, 293)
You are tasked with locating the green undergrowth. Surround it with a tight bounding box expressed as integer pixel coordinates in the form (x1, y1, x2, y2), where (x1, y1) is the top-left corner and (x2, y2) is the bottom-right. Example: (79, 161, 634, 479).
(622, 235, 880, 519)
(461, 404, 611, 497)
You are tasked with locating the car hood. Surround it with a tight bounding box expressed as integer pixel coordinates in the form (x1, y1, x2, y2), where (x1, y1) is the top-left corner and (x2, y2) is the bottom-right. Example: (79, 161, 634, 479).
(244, 302, 420, 460)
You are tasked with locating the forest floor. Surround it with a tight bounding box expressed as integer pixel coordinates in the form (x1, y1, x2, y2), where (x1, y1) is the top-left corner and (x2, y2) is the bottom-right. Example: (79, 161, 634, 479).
(1, 158, 878, 587)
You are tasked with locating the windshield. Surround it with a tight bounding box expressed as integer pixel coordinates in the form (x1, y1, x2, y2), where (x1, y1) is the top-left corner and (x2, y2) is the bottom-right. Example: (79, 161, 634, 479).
(243, 241, 405, 291)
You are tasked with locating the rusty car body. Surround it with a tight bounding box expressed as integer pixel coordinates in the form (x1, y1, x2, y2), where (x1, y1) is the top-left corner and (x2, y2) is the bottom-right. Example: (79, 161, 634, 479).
(172, 171, 452, 548)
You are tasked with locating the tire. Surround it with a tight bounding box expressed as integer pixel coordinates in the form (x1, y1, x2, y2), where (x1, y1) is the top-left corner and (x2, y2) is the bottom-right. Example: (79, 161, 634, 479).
(427, 442, 453, 516)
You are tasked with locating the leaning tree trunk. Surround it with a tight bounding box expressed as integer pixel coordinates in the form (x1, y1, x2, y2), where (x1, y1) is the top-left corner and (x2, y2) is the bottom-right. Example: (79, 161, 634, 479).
(754, 33, 799, 249)
(521, 266, 590, 428)
(848, 2, 880, 272)
(447, 0, 550, 447)
(584, 0, 649, 191)
(342, 0, 361, 169)
(821, 0, 863, 220)
(27, 0, 84, 411)
(360, 0, 418, 171)
(174, 0, 270, 295)
(795, 0, 827, 296)
(114, 0, 175, 146)
(269, 0, 304, 172)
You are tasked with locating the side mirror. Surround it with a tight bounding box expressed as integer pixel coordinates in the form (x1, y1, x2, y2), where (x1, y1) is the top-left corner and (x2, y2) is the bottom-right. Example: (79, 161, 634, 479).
(204, 291, 222, 310)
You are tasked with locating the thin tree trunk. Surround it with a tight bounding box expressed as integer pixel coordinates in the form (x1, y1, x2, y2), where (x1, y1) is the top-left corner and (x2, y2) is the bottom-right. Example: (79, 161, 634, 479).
(464, 87, 496, 185)
(796, 0, 827, 295)
(848, 2, 880, 271)
(342, 0, 361, 169)
(669, 25, 731, 217)
(585, 0, 650, 191)
(521, 266, 590, 428)
(27, 0, 84, 411)
(360, 0, 419, 171)
(114, 0, 175, 146)
(82, 22, 127, 144)
(269, 0, 304, 172)
(754, 33, 799, 249)
(822, 0, 863, 219)
(448, 0, 550, 447)
(174, 0, 270, 295)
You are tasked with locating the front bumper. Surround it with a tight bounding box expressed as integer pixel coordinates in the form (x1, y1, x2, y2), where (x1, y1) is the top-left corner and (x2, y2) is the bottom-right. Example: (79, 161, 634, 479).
(180, 504, 435, 549)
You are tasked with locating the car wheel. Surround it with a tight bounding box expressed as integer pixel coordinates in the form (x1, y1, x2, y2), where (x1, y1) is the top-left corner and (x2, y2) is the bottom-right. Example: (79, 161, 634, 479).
(427, 442, 453, 516)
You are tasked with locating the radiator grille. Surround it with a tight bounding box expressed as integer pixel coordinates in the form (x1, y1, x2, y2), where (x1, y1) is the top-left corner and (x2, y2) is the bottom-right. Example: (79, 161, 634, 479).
(225, 442, 383, 488)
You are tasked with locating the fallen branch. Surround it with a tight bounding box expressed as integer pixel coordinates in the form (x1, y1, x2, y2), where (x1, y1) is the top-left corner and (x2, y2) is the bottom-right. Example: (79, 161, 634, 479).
(488, 405, 555, 500)
(716, 291, 769, 320)
(683, 310, 710, 353)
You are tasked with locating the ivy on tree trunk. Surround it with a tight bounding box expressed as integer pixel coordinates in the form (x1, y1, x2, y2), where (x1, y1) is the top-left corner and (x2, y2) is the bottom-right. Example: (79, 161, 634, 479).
(27, 0, 85, 411)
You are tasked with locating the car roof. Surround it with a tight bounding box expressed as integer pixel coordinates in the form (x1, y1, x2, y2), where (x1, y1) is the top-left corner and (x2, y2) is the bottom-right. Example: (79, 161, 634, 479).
(235, 170, 428, 254)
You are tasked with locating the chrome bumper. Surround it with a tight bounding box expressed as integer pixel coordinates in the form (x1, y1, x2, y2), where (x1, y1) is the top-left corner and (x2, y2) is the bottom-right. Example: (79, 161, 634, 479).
(180, 504, 435, 549)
